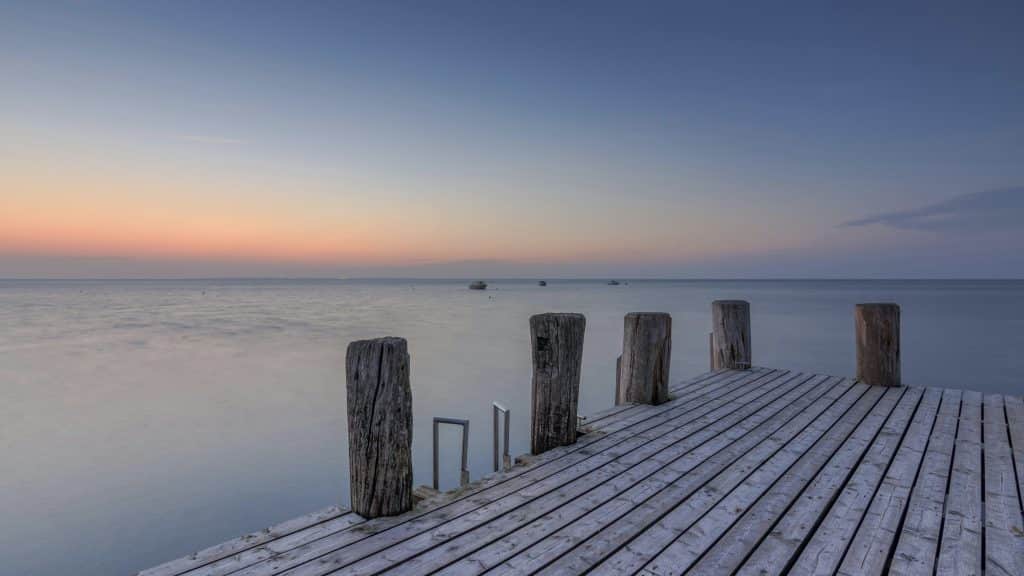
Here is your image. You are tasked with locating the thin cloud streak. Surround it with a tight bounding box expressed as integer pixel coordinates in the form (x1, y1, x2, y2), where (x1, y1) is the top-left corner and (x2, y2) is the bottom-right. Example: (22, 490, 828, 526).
(841, 188, 1024, 233)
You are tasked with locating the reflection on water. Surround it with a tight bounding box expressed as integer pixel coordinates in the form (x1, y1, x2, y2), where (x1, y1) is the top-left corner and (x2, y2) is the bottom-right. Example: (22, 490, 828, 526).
(1, 279, 1021, 575)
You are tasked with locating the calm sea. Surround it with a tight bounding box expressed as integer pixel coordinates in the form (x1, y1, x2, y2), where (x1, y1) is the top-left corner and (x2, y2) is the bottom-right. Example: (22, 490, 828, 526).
(1, 279, 1022, 575)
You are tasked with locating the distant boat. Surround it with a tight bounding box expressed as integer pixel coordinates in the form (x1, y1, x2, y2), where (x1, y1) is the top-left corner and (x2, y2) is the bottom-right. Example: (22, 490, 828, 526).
(607, 280, 620, 286)
(469, 281, 488, 290)
(538, 280, 547, 286)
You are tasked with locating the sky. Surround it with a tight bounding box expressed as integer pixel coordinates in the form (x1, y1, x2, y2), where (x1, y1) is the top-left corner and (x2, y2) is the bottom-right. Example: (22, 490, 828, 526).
(2, 1, 1023, 278)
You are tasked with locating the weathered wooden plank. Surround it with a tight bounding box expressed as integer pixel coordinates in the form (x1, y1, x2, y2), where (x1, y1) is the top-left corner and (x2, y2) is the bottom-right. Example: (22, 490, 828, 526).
(580, 369, 771, 436)
(184, 513, 366, 576)
(835, 386, 943, 576)
(583, 369, 761, 433)
(499, 377, 847, 576)
(1004, 394, 1024, 513)
(308, 374, 831, 576)
(791, 386, 941, 576)
(421, 375, 841, 576)
(136, 506, 349, 576)
(737, 383, 929, 569)
(691, 386, 906, 575)
(937, 390, 983, 576)
(638, 384, 885, 575)
(982, 394, 1024, 576)
(887, 388, 961, 575)
(582, 368, 726, 430)
(227, 371, 796, 576)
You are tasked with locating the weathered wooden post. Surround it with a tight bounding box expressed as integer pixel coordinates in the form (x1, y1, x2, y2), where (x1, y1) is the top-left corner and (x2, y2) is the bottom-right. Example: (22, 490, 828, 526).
(616, 313, 672, 405)
(345, 337, 413, 518)
(530, 313, 585, 455)
(855, 303, 900, 386)
(711, 300, 751, 370)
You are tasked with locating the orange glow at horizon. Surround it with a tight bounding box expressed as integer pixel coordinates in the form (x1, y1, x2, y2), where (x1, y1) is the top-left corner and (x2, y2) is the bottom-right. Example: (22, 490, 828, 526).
(1, 155, 794, 268)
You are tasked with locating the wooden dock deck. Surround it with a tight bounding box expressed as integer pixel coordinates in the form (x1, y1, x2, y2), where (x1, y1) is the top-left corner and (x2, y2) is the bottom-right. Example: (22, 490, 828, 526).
(140, 367, 1024, 576)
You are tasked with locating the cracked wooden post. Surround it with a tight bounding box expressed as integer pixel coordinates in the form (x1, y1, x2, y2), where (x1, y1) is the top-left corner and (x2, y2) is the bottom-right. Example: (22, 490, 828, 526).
(855, 303, 900, 386)
(346, 337, 413, 518)
(530, 313, 585, 455)
(711, 300, 751, 370)
(616, 313, 672, 405)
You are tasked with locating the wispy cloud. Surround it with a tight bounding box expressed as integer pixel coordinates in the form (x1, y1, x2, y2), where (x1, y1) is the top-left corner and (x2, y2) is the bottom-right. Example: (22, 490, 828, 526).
(842, 187, 1024, 233)
(177, 135, 245, 145)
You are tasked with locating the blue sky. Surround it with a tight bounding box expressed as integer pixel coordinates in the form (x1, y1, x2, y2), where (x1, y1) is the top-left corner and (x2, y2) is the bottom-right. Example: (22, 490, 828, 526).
(1, 1, 1022, 277)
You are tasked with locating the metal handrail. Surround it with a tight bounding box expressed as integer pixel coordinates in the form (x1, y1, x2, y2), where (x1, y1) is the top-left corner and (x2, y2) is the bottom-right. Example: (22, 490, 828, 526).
(433, 417, 469, 490)
(492, 402, 511, 472)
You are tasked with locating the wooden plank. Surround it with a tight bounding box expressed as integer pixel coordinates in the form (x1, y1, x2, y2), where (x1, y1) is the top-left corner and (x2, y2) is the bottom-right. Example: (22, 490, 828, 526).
(297, 374, 832, 576)
(585, 364, 729, 431)
(835, 386, 944, 576)
(136, 506, 349, 576)
(1004, 394, 1024, 512)
(183, 513, 366, 576)
(887, 388, 961, 575)
(735, 386, 922, 576)
(639, 385, 888, 575)
(579, 369, 771, 437)
(492, 377, 848, 576)
(582, 369, 764, 433)
(982, 394, 1024, 576)
(425, 375, 844, 576)
(227, 371, 797, 576)
(608, 382, 875, 575)
(691, 386, 906, 575)
(937, 390, 983, 576)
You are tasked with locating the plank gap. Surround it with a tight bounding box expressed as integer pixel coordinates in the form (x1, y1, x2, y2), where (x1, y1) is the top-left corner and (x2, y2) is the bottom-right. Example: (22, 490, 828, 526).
(881, 388, 946, 575)
(832, 388, 932, 572)
(932, 394, 963, 576)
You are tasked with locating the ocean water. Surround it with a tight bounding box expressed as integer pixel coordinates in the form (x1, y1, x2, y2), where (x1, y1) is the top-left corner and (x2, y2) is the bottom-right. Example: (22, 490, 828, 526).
(1, 278, 1022, 575)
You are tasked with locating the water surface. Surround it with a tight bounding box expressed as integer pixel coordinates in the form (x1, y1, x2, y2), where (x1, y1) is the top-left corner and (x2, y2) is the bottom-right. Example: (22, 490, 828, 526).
(1, 279, 1021, 575)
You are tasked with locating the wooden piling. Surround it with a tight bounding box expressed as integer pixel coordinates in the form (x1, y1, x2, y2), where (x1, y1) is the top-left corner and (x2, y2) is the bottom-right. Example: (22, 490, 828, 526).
(855, 303, 900, 386)
(345, 337, 413, 518)
(529, 313, 585, 455)
(616, 312, 672, 405)
(711, 300, 751, 370)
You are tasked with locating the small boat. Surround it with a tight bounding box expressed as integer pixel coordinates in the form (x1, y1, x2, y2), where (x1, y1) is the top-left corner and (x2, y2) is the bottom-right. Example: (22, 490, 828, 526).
(469, 281, 488, 290)
(607, 280, 620, 286)
(538, 280, 547, 286)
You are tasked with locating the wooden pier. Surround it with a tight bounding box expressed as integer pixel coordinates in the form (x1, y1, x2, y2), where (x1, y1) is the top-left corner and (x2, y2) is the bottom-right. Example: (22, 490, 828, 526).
(140, 306, 1024, 576)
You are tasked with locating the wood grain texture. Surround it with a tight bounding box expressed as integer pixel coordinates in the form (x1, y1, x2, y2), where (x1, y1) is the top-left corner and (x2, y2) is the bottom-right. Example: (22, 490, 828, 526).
(855, 303, 900, 387)
(835, 386, 942, 576)
(937, 390, 983, 576)
(530, 313, 586, 455)
(888, 388, 961, 575)
(136, 506, 350, 576)
(712, 300, 751, 370)
(982, 394, 1024, 576)
(692, 386, 905, 575)
(617, 312, 672, 405)
(345, 337, 413, 518)
(429, 373, 827, 576)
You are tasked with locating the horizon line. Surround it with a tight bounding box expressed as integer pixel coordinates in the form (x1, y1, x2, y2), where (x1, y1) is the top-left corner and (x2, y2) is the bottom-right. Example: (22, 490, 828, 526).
(2, 276, 1023, 282)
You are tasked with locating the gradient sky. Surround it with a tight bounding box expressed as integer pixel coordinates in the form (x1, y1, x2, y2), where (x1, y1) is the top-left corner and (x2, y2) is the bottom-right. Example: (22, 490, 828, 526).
(2, 1, 1023, 278)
